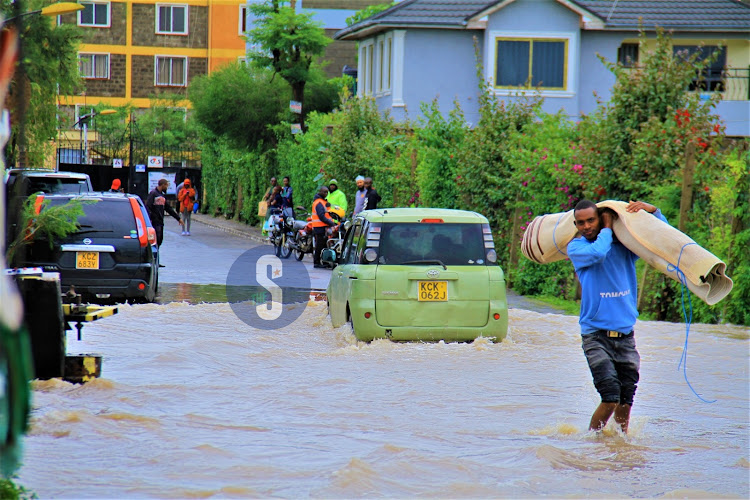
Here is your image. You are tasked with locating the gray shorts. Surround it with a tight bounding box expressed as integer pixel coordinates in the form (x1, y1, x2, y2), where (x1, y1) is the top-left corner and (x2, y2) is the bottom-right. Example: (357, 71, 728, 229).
(581, 330, 640, 405)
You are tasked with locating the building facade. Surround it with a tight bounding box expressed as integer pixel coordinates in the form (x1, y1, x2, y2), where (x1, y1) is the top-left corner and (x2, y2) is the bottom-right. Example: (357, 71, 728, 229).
(58, 0, 248, 126)
(336, 0, 750, 137)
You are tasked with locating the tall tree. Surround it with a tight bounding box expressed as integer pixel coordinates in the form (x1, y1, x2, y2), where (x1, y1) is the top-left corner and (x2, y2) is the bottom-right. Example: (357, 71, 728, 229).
(2, 0, 82, 167)
(246, 0, 330, 130)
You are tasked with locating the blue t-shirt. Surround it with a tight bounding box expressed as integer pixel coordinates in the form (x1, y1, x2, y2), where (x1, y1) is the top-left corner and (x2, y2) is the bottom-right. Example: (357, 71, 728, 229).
(567, 209, 667, 335)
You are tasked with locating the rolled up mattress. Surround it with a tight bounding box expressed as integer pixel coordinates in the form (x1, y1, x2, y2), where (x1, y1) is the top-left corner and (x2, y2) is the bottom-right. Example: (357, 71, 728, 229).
(521, 200, 733, 305)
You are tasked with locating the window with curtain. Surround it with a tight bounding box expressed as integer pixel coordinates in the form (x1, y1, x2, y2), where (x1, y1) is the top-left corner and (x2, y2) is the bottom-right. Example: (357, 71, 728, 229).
(495, 38, 567, 90)
(78, 1, 109, 27)
(157, 4, 187, 34)
(156, 56, 187, 86)
(79, 53, 109, 79)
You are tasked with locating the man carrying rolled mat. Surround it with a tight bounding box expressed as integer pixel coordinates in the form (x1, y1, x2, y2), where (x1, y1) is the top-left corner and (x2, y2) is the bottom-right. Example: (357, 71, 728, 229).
(567, 199, 668, 433)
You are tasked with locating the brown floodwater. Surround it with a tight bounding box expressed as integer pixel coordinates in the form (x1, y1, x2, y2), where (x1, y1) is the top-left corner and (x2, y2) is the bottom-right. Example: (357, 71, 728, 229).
(18, 301, 749, 498)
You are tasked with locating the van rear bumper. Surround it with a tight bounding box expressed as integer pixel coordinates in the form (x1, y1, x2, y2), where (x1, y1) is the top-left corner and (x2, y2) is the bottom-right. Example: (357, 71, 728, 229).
(371, 325, 507, 343)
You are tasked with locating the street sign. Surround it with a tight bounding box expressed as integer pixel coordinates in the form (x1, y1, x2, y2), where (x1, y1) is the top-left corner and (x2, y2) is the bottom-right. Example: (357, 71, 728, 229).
(113, 158, 123, 168)
(289, 100, 302, 114)
(135, 164, 146, 173)
(148, 156, 163, 168)
(291, 123, 302, 134)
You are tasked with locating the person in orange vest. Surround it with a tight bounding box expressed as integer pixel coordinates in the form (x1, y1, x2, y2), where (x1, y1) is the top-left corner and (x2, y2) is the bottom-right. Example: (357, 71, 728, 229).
(177, 179, 197, 236)
(311, 186, 338, 268)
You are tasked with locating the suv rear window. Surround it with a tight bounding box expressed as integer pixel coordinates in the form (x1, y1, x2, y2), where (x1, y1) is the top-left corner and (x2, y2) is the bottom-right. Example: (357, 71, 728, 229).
(28, 177, 89, 195)
(378, 223, 489, 266)
(47, 198, 136, 234)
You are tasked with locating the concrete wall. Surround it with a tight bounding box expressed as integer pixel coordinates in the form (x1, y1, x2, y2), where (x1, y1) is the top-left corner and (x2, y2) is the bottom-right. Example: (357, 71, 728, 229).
(391, 29, 481, 124)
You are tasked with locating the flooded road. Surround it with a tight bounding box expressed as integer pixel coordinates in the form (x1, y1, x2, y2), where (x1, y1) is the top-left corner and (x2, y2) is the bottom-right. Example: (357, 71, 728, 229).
(19, 302, 749, 498)
(16, 221, 750, 498)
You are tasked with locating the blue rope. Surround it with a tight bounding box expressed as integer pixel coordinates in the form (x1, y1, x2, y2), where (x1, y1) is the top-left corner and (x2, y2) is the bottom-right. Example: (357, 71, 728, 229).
(666, 242, 716, 403)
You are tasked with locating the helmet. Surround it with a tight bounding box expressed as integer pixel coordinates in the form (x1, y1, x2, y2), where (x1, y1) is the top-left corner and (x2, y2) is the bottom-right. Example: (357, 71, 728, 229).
(329, 204, 345, 221)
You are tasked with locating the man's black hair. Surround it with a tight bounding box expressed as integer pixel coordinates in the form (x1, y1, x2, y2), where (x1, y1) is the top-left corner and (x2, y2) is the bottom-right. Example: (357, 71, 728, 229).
(574, 199, 597, 213)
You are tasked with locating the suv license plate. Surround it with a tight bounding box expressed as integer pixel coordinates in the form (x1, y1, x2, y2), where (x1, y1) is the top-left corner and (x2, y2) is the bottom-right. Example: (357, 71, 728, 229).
(76, 251, 99, 269)
(418, 281, 447, 301)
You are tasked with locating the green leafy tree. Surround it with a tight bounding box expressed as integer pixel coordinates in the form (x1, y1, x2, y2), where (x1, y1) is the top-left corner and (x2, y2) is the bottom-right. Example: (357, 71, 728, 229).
(2, 0, 82, 167)
(246, 0, 331, 130)
(345, 2, 396, 26)
(189, 64, 288, 149)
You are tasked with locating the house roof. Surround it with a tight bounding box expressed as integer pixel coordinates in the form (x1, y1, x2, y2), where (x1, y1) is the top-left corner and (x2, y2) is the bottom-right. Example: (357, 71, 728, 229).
(570, 0, 750, 30)
(334, 0, 750, 39)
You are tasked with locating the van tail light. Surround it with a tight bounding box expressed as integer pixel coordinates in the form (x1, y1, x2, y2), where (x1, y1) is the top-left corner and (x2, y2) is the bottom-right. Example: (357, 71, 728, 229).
(493, 313, 501, 320)
(420, 218, 444, 223)
(129, 198, 149, 248)
(147, 227, 157, 246)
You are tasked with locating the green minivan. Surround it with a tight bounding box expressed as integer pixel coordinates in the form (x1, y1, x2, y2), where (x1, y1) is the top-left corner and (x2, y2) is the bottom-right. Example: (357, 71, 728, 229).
(323, 208, 508, 342)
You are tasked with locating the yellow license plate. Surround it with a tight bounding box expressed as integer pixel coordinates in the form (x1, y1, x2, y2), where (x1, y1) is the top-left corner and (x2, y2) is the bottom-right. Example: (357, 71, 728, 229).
(76, 251, 99, 269)
(418, 281, 448, 301)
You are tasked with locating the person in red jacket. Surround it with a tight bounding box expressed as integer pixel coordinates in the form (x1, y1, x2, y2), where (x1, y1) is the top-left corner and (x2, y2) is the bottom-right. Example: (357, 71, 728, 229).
(177, 179, 197, 236)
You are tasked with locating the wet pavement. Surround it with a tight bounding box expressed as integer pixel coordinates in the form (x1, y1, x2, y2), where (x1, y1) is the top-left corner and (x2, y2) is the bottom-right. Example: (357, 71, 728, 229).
(157, 213, 566, 314)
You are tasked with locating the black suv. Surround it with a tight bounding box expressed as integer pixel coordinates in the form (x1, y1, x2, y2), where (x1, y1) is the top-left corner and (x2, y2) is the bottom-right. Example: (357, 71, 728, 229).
(15, 192, 159, 303)
(4, 169, 93, 243)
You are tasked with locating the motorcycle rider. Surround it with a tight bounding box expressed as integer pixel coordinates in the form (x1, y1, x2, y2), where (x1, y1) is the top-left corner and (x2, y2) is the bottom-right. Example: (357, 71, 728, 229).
(312, 186, 338, 269)
(326, 179, 347, 214)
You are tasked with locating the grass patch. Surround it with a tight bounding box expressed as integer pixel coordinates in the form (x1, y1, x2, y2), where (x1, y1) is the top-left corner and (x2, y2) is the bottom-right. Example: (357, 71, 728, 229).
(527, 294, 581, 316)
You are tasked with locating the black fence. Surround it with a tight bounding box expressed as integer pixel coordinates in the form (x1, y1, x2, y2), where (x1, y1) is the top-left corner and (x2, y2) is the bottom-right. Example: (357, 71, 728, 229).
(57, 136, 202, 202)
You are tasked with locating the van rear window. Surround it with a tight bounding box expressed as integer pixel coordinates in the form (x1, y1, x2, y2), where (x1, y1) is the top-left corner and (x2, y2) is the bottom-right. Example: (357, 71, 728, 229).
(378, 223, 489, 266)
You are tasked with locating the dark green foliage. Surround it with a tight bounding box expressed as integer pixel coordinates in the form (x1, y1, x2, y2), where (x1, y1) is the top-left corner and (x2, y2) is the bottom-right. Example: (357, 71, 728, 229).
(415, 100, 465, 209)
(189, 65, 288, 150)
(3, 0, 83, 166)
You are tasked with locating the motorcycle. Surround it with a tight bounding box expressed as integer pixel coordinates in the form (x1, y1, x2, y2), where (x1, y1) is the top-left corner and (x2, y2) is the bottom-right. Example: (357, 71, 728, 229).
(291, 209, 314, 261)
(269, 207, 294, 258)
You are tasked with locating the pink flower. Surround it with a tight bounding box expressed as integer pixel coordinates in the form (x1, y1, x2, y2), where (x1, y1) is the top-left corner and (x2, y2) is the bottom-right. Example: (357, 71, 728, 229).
(522, 181, 528, 187)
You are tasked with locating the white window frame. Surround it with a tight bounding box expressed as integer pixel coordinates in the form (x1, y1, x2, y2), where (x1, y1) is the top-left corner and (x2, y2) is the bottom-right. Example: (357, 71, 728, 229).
(154, 55, 188, 87)
(239, 4, 248, 35)
(156, 3, 188, 35)
(486, 30, 577, 98)
(78, 53, 110, 79)
(78, 1, 110, 28)
(373, 33, 393, 96)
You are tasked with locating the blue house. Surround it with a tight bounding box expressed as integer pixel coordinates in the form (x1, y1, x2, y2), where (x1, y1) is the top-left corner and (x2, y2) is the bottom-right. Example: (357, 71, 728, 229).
(334, 0, 750, 137)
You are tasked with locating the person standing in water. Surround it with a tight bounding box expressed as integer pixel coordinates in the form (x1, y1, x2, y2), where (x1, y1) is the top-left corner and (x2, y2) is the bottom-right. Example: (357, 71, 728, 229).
(567, 199, 668, 433)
